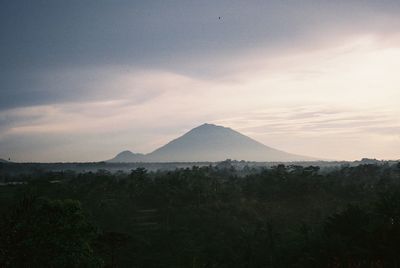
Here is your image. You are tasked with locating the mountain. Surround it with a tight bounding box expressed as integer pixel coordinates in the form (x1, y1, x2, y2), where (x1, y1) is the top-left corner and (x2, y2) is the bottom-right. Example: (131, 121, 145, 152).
(110, 151, 145, 162)
(0, 158, 9, 163)
(108, 123, 315, 162)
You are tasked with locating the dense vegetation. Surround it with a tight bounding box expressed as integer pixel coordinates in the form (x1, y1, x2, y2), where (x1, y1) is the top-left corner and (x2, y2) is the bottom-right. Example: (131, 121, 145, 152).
(1, 162, 400, 267)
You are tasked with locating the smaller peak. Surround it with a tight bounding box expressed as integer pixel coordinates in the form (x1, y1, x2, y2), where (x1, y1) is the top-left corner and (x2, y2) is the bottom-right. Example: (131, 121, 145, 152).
(117, 150, 134, 156)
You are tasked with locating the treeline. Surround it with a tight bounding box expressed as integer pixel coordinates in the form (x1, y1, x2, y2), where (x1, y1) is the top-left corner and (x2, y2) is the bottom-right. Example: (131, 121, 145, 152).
(1, 162, 400, 267)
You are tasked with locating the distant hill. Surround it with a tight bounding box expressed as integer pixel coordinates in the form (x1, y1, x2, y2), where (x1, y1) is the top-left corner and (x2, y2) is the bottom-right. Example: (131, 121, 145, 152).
(108, 123, 316, 162)
(109, 151, 145, 163)
(0, 158, 9, 163)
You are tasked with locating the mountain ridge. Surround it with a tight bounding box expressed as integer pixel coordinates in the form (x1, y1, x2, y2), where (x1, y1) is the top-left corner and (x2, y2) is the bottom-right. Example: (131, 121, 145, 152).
(108, 123, 316, 162)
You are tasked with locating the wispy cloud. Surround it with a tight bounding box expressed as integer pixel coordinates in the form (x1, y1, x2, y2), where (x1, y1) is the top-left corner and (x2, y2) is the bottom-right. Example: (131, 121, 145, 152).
(213, 105, 400, 160)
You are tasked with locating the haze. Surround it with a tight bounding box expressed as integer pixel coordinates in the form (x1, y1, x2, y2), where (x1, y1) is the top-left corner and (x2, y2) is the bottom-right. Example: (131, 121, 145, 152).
(1, 0, 399, 162)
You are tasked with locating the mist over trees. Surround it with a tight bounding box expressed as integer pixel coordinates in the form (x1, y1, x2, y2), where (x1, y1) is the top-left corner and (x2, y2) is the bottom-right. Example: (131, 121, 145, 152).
(1, 162, 400, 267)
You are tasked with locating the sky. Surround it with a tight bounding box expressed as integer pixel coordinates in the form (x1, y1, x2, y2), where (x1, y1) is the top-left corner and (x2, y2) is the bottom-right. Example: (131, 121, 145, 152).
(1, 0, 400, 162)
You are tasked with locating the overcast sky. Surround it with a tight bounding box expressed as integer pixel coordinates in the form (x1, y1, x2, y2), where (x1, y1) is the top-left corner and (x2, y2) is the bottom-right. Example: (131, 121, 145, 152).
(1, 0, 400, 162)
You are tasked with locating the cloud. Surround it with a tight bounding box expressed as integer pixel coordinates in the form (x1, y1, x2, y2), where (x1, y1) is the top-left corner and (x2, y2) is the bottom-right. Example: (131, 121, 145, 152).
(1, 1, 400, 161)
(228, 106, 399, 136)
(2, 1, 400, 110)
(212, 105, 400, 160)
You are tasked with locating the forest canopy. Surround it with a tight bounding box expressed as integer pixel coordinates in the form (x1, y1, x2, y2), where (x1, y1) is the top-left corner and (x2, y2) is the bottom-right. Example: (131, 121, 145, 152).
(1, 162, 400, 267)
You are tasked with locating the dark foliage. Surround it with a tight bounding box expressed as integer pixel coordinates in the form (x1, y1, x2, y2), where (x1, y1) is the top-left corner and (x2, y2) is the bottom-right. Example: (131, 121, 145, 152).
(0, 197, 101, 267)
(0, 162, 400, 267)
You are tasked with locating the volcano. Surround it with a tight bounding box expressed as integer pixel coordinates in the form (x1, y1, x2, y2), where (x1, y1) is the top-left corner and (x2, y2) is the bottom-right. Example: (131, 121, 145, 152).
(108, 123, 315, 162)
